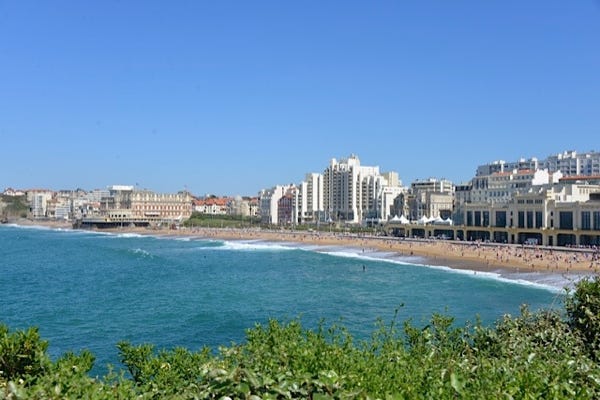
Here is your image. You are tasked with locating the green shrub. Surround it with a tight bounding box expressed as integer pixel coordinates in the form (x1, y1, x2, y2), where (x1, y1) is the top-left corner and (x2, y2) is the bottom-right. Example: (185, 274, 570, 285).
(0, 325, 50, 384)
(566, 276, 600, 361)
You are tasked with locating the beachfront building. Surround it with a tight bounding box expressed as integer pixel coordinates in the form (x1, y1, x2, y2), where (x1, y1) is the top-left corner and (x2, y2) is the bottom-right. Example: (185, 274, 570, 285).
(259, 184, 295, 225)
(385, 182, 600, 246)
(26, 189, 54, 218)
(323, 154, 403, 224)
(130, 190, 193, 221)
(297, 173, 324, 224)
(277, 189, 296, 225)
(227, 196, 259, 218)
(470, 169, 562, 204)
(193, 197, 229, 215)
(406, 178, 454, 221)
(377, 185, 406, 222)
(452, 168, 562, 225)
(461, 182, 600, 245)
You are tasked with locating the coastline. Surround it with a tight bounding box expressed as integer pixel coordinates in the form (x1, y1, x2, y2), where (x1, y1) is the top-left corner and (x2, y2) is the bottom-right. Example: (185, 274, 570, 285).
(5, 218, 598, 288)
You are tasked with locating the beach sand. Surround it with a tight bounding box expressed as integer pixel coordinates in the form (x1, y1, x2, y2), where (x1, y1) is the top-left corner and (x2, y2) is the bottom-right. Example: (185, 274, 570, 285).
(7, 218, 600, 276)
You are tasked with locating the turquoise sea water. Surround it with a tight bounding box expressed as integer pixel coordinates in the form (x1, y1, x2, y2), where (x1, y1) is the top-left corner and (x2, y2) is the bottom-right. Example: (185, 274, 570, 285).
(1, 225, 565, 375)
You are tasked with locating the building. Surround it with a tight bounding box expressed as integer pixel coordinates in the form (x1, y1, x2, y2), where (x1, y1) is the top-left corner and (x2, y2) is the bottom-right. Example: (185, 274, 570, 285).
(227, 196, 259, 218)
(407, 178, 454, 220)
(297, 173, 324, 224)
(130, 190, 193, 221)
(259, 184, 295, 225)
(277, 190, 295, 225)
(476, 150, 600, 178)
(323, 155, 402, 224)
(462, 182, 600, 245)
(470, 169, 562, 204)
(543, 150, 600, 176)
(193, 197, 229, 215)
(26, 189, 54, 218)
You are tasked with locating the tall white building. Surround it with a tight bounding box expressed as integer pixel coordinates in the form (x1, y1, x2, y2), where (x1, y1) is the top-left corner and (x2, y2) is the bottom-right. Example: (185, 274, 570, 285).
(323, 155, 403, 223)
(297, 173, 324, 223)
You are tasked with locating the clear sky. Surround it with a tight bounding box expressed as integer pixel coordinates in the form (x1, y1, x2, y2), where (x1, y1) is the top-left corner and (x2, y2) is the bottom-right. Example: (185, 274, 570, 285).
(1, 1, 599, 196)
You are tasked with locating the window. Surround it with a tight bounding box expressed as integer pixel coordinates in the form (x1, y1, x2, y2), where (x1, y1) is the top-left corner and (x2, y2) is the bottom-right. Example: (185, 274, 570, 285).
(594, 211, 600, 230)
(474, 211, 482, 226)
(527, 211, 534, 228)
(536, 211, 543, 228)
(518, 211, 525, 228)
(559, 212, 573, 230)
(495, 211, 507, 227)
(582, 211, 591, 230)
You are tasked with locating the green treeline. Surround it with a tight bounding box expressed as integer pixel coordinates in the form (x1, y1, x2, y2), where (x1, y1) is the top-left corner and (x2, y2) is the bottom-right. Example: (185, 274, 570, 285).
(2, 277, 600, 399)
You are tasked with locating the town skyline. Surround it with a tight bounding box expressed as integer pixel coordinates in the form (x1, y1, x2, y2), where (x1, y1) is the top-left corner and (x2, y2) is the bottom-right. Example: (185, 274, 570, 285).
(4, 149, 599, 200)
(1, 2, 599, 194)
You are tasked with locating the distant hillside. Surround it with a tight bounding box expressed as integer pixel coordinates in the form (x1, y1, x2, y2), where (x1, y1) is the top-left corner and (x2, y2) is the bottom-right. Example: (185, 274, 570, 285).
(0, 195, 28, 219)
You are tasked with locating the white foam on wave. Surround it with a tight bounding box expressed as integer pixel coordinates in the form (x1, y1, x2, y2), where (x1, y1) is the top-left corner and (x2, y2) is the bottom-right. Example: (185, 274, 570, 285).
(317, 246, 572, 293)
(112, 232, 144, 239)
(130, 248, 153, 258)
(216, 240, 296, 252)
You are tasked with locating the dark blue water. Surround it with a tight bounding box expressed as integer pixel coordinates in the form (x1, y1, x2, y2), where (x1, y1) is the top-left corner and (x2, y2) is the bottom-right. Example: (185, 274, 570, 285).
(0, 225, 561, 376)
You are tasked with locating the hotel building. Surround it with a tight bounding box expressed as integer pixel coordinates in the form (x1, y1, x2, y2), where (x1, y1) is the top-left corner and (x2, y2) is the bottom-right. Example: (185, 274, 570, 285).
(323, 155, 403, 224)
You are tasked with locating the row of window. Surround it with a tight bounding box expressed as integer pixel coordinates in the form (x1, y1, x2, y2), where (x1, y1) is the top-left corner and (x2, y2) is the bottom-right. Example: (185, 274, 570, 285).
(466, 210, 600, 230)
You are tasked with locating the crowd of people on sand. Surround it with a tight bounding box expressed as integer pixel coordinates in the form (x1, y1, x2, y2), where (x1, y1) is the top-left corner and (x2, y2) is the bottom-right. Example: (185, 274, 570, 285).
(7, 217, 600, 276)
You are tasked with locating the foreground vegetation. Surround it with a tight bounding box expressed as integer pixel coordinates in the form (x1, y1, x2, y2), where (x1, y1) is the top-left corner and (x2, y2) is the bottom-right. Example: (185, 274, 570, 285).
(2, 277, 600, 399)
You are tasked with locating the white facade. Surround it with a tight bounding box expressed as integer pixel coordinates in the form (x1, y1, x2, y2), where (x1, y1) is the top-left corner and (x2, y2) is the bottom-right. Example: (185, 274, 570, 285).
(477, 150, 600, 178)
(323, 155, 401, 224)
(297, 173, 324, 223)
(408, 178, 454, 220)
(27, 190, 53, 218)
(543, 150, 600, 176)
(470, 169, 562, 204)
(377, 185, 405, 221)
(259, 184, 295, 225)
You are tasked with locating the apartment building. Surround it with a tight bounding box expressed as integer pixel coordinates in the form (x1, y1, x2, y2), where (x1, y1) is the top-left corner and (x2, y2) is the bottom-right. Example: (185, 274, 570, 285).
(323, 155, 402, 223)
(297, 173, 324, 223)
(259, 184, 295, 225)
(406, 178, 454, 220)
(476, 150, 600, 178)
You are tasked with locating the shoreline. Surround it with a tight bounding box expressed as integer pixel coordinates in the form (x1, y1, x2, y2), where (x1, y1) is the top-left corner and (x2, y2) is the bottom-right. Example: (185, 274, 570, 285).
(5, 218, 599, 288)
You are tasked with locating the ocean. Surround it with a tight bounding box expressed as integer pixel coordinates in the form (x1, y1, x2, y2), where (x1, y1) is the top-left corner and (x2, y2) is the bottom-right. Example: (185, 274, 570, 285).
(0, 224, 569, 376)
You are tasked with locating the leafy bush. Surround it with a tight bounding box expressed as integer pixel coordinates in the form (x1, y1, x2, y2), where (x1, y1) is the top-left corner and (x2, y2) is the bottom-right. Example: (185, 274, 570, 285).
(566, 276, 600, 361)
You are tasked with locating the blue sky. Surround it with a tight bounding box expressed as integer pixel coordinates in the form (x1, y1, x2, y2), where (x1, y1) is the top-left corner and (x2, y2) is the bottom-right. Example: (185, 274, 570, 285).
(1, 1, 599, 196)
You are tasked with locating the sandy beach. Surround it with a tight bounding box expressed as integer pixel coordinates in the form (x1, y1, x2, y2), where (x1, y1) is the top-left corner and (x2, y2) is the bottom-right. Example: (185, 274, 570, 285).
(7, 218, 600, 278)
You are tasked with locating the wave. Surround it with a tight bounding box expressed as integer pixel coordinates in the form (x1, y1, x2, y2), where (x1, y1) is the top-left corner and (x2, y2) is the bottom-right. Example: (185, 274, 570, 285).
(129, 248, 153, 258)
(317, 247, 573, 293)
(216, 240, 296, 252)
